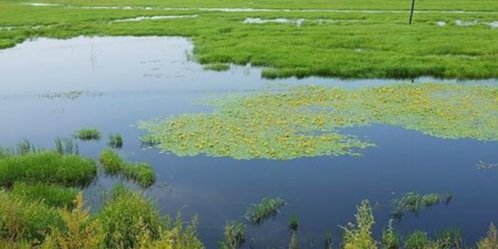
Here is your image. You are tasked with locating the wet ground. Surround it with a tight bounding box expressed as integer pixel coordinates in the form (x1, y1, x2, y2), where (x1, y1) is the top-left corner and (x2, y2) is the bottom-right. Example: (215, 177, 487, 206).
(0, 36, 497, 248)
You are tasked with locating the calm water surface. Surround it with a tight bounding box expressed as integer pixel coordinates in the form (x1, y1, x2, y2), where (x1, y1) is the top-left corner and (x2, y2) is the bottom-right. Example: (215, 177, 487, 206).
(0, 36, 497, 248)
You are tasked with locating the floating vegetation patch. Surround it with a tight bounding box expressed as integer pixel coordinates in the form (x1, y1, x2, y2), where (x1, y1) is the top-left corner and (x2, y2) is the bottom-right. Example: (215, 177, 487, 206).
(140, 83, 498, 160)
(391, 192, 452, 219)
(245, 197, 286, 226)
(74, 128, 101, 141)
(111, 15, 198, 23)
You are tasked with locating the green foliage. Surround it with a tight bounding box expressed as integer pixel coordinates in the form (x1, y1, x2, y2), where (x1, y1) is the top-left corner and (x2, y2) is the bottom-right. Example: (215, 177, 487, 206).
(381, 220, 399, 249)
(1, 0, 498, 79)
(245, 197, 285, 225)
(342, 200, 378, 249)
(392, 192, 452, 219)
(478, 223, 498, 249)
(122, 162, 156, 188)
(0, 189, 204, 249)
(289, 214, 300, 249)
(435, 228, 462, 249)
(0, 151, 97, 188)
(99, 149, 156, 188)
(12, 183, 79, 209)
(404, 231, 430, 249)
(219, 221, 246, 249)
(0, 190, 64, 242)
(99, 148, 124, 174)
(108, 133, 123, 148)
(96, 186, 164, 249)
(141, 83, 498, 160)
(74, 129, 101, 140)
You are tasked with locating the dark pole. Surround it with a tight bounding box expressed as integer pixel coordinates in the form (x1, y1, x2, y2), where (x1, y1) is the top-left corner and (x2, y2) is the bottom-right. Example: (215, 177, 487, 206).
(409, 0, 416, 25)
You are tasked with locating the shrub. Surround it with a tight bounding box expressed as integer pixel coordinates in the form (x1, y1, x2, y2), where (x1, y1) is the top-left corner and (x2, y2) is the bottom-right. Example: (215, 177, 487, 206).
(342, 200, 378, 249)
(478, 223, 498, 249)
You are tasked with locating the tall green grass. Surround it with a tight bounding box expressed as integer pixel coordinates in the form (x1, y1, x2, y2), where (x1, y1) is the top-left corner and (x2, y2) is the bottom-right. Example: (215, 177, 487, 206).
(12, 183, 79, 208)
(0, 151, 97, 187)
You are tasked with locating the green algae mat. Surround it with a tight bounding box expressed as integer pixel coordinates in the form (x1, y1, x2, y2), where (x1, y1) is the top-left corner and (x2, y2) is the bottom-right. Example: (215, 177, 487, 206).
(139, 83, 498, 160)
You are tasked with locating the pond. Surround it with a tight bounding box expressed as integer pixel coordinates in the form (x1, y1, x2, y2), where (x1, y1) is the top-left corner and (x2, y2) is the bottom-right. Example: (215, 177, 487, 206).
(0, 36, 497, 248)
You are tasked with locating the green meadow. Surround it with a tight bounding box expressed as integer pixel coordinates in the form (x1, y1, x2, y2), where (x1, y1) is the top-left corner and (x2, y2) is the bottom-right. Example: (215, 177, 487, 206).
(1, 0, 498, 79)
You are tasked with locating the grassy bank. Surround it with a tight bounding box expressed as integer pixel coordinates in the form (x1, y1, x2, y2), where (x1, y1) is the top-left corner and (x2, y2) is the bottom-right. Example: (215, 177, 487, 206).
(1, 0, 497, 79)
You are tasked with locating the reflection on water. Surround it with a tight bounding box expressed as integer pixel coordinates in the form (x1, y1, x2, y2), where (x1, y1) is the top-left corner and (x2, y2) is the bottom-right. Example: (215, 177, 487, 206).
(0, 36, 497, 248)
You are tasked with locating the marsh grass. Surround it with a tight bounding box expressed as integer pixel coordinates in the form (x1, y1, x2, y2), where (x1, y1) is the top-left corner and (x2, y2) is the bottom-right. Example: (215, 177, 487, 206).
(0, 186, 203, 248)
(203, 63, 230, 72)
(74, 129, 101, 141)
(108, 133, 123, 148)
(0, 151, 97, 188)
(140, 135, 160, 148)
(54, 137, 79, 155)
(392, 192, 452, 219)
(382, 220, 400, 249)
(404, 231, 430, 249)
(0, 190, 64, 242)
(219, 221, 246, 249)
(245, 197, 285, 225)
(96, 186, 163, 249)
(288, 214, 299, 249)
(12, 183, 79, 209)
(99, 149, 156, 188)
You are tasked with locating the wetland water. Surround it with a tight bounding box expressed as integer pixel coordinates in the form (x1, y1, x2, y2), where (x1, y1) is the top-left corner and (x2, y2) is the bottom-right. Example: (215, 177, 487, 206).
(0, 36, 497, 248)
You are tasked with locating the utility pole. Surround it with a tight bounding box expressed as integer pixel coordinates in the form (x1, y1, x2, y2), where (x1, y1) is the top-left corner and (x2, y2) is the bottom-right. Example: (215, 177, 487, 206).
(409, 0, 416, 25)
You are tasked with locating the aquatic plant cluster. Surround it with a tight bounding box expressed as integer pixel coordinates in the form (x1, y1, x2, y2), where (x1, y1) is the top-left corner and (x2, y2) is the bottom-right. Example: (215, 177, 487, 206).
(140, 83, 498, 160)
(100, 148, 156, 188)
(391, 192, 452, 219)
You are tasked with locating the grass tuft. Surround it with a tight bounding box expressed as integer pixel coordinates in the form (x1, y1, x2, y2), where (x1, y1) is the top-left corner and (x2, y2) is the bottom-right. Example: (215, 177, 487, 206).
(245, 197, 286, 225)
(108, 133, 123, 148)
(74, 129, 101, 141)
